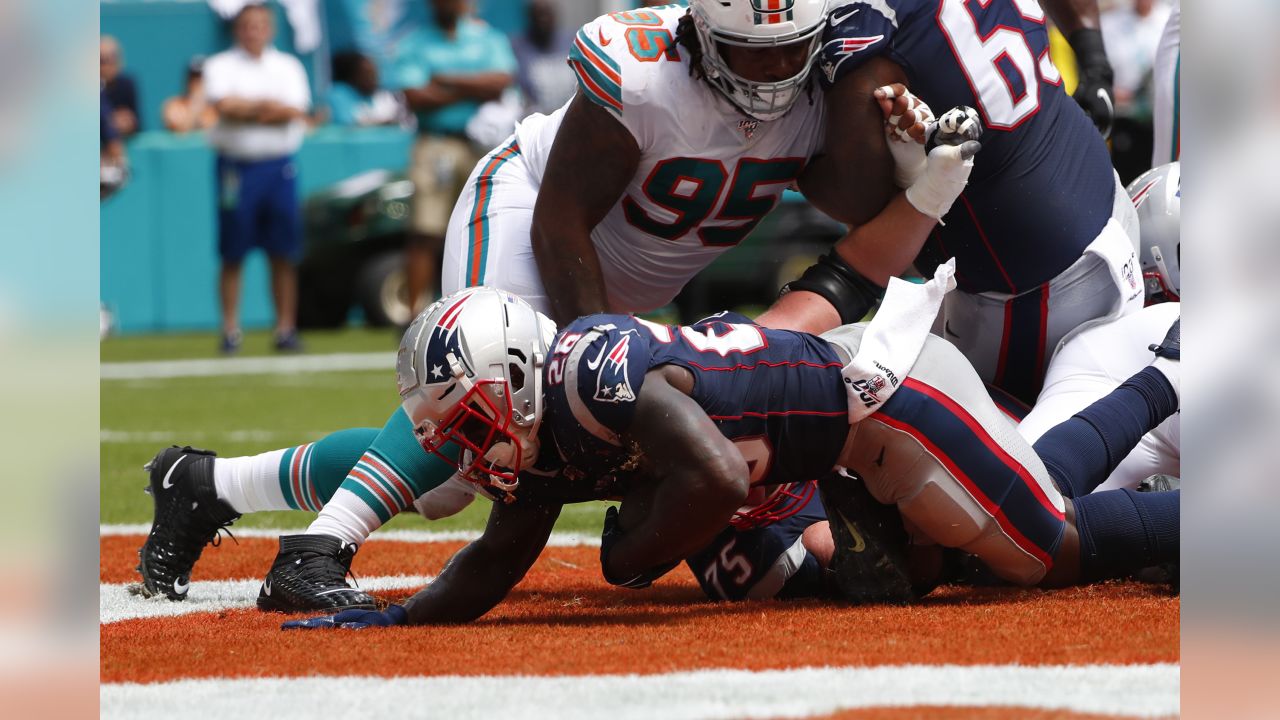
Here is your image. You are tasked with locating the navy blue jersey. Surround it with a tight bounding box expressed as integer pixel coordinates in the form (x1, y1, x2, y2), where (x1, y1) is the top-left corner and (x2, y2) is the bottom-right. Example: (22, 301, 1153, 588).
(542, 312, 850, 494)
(820, 0, 1116, 294)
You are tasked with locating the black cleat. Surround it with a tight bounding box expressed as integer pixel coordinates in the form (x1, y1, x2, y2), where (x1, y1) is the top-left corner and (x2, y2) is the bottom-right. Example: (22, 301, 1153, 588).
(1138, 474, 1180, 493)
(257, 534, 376, 613)
(1149, 318, 1180, 361)
(137, 446, 240, 600)
(818, 472, 931, 604)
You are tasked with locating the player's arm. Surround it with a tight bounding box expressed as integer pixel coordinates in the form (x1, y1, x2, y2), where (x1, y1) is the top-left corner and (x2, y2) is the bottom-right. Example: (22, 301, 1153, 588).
(399, 499, 562, 624)
(531, 93, 640, 324)
(600, 367, 750, 586)
(760, 83, 980, 334)
(1043, 0, 1114, 136)
(796, 56, 901, 227)
(431, 72, 514, 102)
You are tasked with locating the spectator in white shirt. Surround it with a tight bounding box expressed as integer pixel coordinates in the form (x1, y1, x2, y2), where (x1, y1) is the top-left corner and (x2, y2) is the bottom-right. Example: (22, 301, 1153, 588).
(203, 3, 311, 353)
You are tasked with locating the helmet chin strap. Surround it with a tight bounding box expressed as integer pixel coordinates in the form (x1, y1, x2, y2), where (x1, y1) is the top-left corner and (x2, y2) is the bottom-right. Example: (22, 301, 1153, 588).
(481, 431, 540, 492)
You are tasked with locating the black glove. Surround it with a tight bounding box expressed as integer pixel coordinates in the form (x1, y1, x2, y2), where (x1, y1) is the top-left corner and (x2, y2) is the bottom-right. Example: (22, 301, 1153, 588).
(599, 505, 679, 589)
(1068, 28, 1115, 139)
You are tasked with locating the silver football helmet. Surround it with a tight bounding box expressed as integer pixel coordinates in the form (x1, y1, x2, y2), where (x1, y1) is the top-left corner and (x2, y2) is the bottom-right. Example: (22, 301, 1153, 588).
(1127, 161, 1181, 301)
(689, 0, 829, 121)
(396, 287, 557, 491)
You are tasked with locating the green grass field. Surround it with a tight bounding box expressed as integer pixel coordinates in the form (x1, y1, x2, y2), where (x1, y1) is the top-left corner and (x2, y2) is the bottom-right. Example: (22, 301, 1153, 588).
(101, 327, 609, 535)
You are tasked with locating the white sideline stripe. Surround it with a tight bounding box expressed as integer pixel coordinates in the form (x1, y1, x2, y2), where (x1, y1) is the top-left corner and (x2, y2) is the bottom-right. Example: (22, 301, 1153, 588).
(101, 352, 396, 380)
(100, 575, 434, 625)
(100, 524, 601, 547)
(100, 664, 1180, 719)
(100, 429, 330, 444)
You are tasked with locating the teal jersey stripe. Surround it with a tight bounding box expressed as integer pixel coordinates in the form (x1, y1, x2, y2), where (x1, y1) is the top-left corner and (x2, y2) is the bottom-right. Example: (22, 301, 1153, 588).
(465, 139, 521, 286)
(278, 445, 302, 511)
(568, 43, 622, 108)
(574, 28, 620, 74)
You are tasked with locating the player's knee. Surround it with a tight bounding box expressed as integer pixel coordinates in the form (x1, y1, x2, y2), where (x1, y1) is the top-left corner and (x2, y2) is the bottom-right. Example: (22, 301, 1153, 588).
(801, 521, 834, 569)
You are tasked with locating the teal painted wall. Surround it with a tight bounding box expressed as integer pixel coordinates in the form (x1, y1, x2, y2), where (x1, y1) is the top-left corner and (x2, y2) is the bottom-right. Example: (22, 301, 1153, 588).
(99, 0, 525, 334)
(101, 127, 413, 333)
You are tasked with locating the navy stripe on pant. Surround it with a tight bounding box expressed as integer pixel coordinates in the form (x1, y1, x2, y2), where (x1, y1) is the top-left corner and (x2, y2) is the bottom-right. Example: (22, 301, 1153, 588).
(875, 378, 1065, 566)
(993, 283, 1049, 405)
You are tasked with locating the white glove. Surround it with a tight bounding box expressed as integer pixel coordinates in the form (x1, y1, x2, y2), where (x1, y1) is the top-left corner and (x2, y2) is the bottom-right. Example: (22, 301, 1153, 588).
(905, 106, 983, 222)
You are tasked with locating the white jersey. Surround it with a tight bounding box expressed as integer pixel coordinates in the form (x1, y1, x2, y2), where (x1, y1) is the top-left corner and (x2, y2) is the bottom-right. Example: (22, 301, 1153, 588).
(512, 5, 826, 312)
(1017, 303, 1181, 491)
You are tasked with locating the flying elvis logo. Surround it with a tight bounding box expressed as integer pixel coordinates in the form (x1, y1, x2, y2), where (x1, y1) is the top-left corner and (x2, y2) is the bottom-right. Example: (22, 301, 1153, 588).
(591, 333, 637, 404)
(821, 34, 884, 83)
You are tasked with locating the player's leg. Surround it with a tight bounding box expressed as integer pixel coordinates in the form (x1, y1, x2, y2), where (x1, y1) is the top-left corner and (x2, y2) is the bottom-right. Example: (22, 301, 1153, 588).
(685, 482, 831, 601)
(257, 137, 547, 612)
(850, 334, 1069, 587)
(258, 407, 460, 611)
(137, 427, 378, 600)
(1033, 322, 1181, 585)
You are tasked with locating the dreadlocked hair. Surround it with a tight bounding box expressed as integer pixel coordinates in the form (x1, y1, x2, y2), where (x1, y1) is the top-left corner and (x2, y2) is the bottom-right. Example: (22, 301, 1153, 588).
(675, 11, 707, 80)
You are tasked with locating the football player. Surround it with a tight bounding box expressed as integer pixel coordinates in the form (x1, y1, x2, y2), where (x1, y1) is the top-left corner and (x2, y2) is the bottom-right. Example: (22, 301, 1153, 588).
(761, 0, 1143, 407)
(283, 283, 1179, 629)
(1018, 162, 1181, 492)
(137, 1, 979, 610)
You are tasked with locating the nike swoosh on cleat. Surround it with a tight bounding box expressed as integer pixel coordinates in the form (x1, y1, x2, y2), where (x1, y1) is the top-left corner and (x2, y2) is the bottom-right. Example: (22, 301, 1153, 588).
(161, 456, 187, 490)
(829, 6, 860, 26)
(263, 578, 272, 596)
(316, 587, 358, 596)
(835, 509, 867, 553)
(173, 577, 189, 595)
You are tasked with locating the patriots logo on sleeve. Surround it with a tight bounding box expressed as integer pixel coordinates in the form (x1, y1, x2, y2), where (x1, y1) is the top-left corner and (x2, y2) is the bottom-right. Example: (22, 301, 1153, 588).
(821, 35, 884, 83)
(590, 331, 637, 404)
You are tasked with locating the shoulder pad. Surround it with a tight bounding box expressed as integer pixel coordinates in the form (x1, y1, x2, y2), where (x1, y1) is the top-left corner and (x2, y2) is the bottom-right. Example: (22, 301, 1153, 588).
(549, 317, 651, 446)
(818, 2, 899, 88)
(568, 8, 684, 118)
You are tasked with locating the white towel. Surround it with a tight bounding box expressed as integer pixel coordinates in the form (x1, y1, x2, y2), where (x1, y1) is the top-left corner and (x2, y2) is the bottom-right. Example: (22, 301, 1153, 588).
(841, 259, 957, 423)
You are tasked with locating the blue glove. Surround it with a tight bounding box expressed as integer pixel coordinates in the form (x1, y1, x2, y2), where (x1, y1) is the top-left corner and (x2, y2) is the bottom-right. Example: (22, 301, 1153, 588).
(281, 603, 408, 630)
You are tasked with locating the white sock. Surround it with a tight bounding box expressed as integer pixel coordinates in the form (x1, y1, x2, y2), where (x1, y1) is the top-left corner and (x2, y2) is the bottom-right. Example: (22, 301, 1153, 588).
(212, 450, 291, 514)
(1151, 356, 1180, 406)
(306, 488, 383, 547)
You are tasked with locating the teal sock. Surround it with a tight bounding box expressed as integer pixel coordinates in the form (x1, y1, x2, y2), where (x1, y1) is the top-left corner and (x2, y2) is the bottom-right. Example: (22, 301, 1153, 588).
(306, 407, 460, 546)
(276, 428, 380, 510)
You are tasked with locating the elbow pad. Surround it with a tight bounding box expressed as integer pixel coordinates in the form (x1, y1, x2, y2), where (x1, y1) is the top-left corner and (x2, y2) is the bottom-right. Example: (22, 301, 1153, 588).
(780, 250, 886, 325)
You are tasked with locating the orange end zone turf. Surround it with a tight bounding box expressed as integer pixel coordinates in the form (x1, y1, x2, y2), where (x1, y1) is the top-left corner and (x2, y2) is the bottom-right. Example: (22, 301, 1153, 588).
(102, 535, 1178, 685)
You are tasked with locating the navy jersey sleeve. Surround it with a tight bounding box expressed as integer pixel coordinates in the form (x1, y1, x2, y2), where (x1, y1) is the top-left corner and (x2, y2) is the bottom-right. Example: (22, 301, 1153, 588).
(546, 315, 652, 448)
(818, 1, 901, 89)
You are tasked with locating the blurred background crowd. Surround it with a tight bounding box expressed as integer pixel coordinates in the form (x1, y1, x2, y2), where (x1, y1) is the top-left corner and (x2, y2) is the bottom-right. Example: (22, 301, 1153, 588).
(99, 0, 1178, 348)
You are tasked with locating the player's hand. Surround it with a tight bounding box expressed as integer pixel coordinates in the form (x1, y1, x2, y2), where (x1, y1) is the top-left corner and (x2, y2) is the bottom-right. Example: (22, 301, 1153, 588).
(599, 504, 625, 578)
(906, 107, 983, 222)
(874, 83, 934, 143)
(280, 603, 408, 630)
(874, 84, 934, 188)
(1067, 28, 1116, 138)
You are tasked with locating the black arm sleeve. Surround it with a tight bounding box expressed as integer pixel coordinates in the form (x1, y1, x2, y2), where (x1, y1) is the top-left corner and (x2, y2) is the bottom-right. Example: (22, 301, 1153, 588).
(780, 250, 887, 325)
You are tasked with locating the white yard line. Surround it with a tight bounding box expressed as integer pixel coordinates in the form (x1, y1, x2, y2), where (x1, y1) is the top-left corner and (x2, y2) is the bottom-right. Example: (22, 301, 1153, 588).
(101, 352, 396, 380)
(101, 664, 1180, 719)
(100, 524, 601, 547)
(100, 575, 434, 625)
